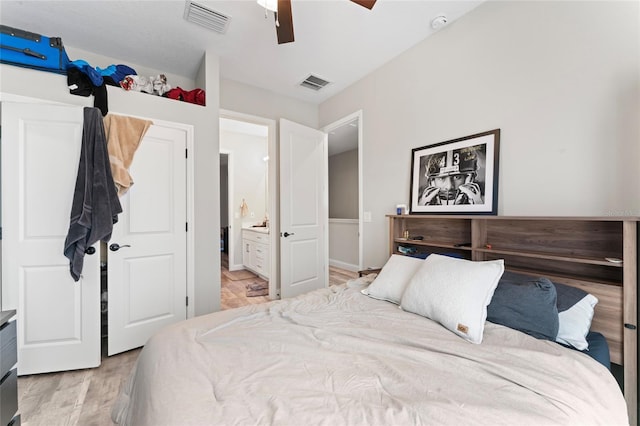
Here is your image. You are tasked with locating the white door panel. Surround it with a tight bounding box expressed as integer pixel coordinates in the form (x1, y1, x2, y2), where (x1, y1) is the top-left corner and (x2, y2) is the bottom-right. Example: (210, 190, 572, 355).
(279, 119, 327, 299)
(2, 102, 101, 374)
(128, 138, 173, 232)
(107, 123, 187, 356)
(289, 238, 320, 285)
(125, 255, 174, 323)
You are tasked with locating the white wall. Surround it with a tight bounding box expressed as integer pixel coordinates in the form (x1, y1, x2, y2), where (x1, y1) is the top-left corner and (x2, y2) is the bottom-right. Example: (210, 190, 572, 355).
(220, 79, 319, 129)
(329, 149, 359, 219)
(329, 219, 359, 271)
(220, 130, 268, 270)
(319, 0, 640, 269)
(0, 49, 220, 316)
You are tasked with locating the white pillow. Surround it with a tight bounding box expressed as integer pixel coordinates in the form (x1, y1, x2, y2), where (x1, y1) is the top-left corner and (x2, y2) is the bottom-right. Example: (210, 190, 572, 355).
(361, 254, 424, 304)
(400, 254, 505, 344)
(556, 294, 598, 350)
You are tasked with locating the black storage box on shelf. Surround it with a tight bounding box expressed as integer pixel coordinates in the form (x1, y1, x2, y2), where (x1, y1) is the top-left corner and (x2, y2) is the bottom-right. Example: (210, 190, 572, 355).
(0, 25, 70, 74)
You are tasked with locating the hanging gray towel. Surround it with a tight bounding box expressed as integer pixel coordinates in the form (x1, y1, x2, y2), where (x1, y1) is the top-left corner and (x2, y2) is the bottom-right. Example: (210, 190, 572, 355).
(64, 107, 123, 281)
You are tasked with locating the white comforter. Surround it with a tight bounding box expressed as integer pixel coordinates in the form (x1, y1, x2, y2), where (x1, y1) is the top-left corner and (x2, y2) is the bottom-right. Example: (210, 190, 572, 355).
(112, 283, 628, 426)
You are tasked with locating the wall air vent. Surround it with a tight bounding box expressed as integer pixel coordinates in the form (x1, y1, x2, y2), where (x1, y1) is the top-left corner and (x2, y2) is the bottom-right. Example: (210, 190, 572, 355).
(300, 74, 331, 91)
(184, 1, 231, 34)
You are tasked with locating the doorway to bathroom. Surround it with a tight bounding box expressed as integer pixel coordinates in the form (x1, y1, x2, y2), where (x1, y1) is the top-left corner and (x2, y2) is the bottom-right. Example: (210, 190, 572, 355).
(219, 112, 275, 309)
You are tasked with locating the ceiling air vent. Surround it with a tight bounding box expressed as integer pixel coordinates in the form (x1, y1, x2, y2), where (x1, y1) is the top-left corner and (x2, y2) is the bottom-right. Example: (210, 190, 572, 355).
(300, 75, 331, 91)
(184, 1, 231, 34)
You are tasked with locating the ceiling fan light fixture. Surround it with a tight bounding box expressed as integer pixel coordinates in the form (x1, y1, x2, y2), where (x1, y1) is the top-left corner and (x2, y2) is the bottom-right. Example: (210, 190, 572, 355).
(257, 0, 278, 13)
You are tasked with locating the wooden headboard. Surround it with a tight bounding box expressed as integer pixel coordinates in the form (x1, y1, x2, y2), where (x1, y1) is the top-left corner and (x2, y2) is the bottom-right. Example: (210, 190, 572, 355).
(388, 215, 638, 425)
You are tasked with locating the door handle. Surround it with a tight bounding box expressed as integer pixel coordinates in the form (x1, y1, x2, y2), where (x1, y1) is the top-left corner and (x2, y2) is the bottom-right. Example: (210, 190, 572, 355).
(282, 232, 295, 238)
(109, 243, 131, 252)
(85, 246, 96, 255)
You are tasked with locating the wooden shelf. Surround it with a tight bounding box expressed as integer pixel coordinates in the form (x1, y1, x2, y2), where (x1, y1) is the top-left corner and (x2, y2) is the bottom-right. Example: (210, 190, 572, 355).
(394, 239, 472, 251)
(474, 247, 625, 267)
(389, 214, 638, 221)
(395, 239, 624, 267)
(504, 267, 622, 288)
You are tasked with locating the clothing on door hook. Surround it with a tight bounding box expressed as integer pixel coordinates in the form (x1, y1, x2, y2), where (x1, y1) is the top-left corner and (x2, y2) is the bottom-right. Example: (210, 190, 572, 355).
(63, 107, 122, 281)
(240, 199, 249, 217)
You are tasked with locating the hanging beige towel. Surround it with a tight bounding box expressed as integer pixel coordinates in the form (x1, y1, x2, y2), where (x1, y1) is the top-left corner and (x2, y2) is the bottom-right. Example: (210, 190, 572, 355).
(240, 199, 249, 217)
(103, 113, 153, 196)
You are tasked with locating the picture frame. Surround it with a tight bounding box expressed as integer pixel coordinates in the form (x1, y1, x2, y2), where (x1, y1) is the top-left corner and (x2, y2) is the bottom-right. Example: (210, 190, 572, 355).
(409, 129, 500, 215)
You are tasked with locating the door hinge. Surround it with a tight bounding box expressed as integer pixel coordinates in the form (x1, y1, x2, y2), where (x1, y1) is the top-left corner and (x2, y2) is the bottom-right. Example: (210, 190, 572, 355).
(186, 222, 188, 232)
(185, 148, 188, 159)
(186, 296, 189, 306)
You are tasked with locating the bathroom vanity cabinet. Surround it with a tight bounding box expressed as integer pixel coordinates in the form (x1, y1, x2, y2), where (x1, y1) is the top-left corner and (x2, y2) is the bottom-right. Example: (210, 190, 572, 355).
(242, 228, 270, 279)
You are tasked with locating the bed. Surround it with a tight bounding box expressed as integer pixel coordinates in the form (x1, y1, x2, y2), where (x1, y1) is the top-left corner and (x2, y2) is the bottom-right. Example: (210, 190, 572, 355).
(112, 253, 629, 425)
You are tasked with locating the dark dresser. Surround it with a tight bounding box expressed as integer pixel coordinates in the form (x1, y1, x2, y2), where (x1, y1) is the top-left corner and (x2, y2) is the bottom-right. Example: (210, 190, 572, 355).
(0, 310, 18, 426)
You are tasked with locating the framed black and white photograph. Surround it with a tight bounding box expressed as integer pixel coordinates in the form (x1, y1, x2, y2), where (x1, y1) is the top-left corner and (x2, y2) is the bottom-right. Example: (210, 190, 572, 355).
(409, 129, 500, 215)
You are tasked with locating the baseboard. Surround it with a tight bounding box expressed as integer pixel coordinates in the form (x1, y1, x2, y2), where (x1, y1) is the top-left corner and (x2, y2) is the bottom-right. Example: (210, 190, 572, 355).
(329, 259, 359, 272)
(228, 264, 244, 272)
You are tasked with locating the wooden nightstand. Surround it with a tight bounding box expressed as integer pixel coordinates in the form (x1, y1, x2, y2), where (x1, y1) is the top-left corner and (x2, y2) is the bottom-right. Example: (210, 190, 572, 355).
(0, 310, 18, 426)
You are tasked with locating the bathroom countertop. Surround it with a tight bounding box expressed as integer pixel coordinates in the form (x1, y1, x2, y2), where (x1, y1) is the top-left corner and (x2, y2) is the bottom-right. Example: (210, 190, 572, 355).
(243, 226, 269, 234)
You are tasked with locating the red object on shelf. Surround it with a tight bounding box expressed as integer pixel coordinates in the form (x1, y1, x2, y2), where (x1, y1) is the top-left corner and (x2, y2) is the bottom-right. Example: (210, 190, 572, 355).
(165, 87, 205, 106)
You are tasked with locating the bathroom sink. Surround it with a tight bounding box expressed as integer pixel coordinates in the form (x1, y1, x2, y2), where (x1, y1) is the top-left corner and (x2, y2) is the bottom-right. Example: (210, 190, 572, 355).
(246, 226, 269, 234)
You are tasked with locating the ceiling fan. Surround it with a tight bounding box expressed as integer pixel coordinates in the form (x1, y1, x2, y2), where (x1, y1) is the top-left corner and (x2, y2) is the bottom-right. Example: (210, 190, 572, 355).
(259, 0, 377, 44)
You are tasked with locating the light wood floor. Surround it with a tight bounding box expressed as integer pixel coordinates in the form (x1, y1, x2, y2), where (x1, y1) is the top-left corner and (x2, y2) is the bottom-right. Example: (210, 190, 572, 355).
(220, 253, 271, 310)
(17, 346, 141, 426)
(17, 261, 358, 425)
(328, 265, 359, 286)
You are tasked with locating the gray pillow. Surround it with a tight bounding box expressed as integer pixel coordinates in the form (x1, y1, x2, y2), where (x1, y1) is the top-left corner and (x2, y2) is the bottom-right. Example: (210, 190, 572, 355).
(487, 271, 559, 341)
(554, 281, 588, 312)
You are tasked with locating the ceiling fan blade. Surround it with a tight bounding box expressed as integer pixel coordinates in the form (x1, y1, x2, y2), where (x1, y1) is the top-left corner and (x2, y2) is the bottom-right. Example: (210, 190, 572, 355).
(276, 0, 294, 44)
(350, 0, 377, 10)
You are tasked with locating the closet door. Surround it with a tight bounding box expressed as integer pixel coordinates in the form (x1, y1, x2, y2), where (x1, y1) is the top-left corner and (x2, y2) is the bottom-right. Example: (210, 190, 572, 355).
(107, 122, 187, 356)
(1, 102, 101, 374)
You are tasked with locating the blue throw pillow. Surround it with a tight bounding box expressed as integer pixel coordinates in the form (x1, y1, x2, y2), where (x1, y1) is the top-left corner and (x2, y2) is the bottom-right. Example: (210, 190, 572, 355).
(584, 331, 610, 370)
(487, 271, 559, 341)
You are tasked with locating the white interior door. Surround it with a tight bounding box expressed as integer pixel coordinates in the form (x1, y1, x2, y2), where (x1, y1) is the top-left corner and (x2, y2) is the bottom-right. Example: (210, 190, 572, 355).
(279, 119, 328, 298)
(107, 122, 187, 356)
(1, 102, 101, 375)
